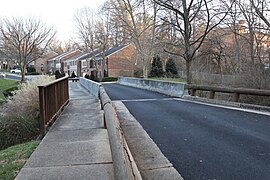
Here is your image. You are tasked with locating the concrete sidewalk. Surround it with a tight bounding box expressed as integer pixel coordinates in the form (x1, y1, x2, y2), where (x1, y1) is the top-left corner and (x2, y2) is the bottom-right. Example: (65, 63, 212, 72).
(16, 82, 114, 180)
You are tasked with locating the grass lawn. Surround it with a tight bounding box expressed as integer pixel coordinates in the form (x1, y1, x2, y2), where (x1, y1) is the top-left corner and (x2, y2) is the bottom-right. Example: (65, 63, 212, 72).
(0, 141, 39, 180)
(148, 77, 186, 83)
(0, 79, 19, 104)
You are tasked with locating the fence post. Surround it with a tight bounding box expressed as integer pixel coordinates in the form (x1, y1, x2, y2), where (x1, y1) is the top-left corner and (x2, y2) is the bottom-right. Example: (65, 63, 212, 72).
(39, 86, 46, 136)
(233, 93, 240, 102)
(191, 89, 196, 96)
(209, 91, 215, 99)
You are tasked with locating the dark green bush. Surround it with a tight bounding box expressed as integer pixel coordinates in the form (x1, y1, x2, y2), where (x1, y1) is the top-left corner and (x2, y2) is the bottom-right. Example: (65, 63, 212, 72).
(26, 72, 39, 75)
(3, 86, 19, 97)
(28, 67, 36, 73)
(84, 74, 100, 82)
(134, 69, 143, 78)
(150, 55, 164, 77)
(166, 58, 178, 77)
(90, 74, 95, 81)
(0, 114, 39, 150)
(84, 74, 90, 79)
(102, 77, 118, 82)
(54, 70, 65, 79)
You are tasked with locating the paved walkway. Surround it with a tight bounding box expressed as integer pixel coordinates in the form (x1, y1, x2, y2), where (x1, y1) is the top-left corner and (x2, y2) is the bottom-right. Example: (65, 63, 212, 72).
(16, 82, 114, 180)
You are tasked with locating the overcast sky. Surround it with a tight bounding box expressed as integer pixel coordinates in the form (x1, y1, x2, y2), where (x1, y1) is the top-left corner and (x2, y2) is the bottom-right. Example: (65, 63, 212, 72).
(0, 0, 106, 41)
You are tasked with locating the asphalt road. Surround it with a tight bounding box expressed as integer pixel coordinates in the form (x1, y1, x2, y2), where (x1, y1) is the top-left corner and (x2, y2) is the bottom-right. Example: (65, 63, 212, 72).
(5, 74, 32, 81)
(103, 83, 270, 180)
(5, 74, 21, 81)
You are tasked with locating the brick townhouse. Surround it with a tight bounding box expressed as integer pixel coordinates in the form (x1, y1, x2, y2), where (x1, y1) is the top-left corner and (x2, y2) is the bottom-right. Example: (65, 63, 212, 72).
(97, 44, 138, 78)
(47, 49, 82, 74)
(42, 44, 138, 78)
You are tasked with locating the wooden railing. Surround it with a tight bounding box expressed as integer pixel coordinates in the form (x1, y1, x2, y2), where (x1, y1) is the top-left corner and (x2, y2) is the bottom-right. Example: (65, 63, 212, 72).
(186, 84, 270, 102)
(38, 76, 69, 136)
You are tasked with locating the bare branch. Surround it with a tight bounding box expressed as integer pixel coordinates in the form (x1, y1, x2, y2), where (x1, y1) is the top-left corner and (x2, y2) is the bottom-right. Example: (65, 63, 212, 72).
(0, 17, 56, 81)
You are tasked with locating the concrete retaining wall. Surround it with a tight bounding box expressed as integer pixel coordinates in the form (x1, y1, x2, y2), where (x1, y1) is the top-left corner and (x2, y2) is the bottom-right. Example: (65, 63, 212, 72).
(80, 77, 101, 98)
(117, 77, 186, 97)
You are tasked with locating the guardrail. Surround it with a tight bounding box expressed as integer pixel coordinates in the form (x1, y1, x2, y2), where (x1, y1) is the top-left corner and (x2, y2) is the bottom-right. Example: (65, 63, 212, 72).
(186, 84, 270, 102)
(38, 76, 69, 136)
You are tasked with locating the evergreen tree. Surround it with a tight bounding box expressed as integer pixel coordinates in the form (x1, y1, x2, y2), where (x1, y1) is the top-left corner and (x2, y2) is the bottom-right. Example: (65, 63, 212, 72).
(150, 55, 164, 77)
(165, 58, 178, 77)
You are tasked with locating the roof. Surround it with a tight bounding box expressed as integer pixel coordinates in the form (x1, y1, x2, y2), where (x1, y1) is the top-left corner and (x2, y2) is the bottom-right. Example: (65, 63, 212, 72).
(95, 45, 127, 59)
(78, 49, 100, 60)
(63, 52, 88, 62)
(47, 50, 74, 62)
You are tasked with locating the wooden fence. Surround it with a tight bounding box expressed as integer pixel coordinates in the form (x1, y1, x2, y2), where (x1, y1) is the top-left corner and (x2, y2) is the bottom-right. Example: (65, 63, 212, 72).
(186, 84, 270, 102)
(178, 71, 270, 86)
(38, 76, 69, 136)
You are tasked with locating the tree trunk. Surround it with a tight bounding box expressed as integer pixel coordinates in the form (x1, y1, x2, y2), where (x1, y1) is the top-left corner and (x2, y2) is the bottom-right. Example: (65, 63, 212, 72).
(249, 25, 255, 64)
(143, 64, 148, 79)
(21, 66, 26, 82)
(186, 60, 192, 84)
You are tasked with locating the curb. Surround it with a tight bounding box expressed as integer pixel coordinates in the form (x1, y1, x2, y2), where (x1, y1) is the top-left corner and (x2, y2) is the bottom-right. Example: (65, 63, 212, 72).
(113, 101, 183, 180)
(183, 95, 241, 108)
(183, 95, 270, 113)
(100, 87, 142, 180)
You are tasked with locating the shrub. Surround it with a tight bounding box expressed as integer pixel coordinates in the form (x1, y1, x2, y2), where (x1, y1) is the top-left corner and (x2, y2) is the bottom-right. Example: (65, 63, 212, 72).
(102, 77, 118, 82)
(0, 76, 54, 149)
(84, 74, 90, 79)
(166, 58, 178, 77)
(55, 70, 64, 79)
(0, 114, 39, 150)
(3, 86, 19, 97)
(150, 55, 164, 77)
(2, 76, 54, 117)
(26, 72, 39, 75)
(28, 67, 36, 73)
(134, 69, 143, 78)
(90, 74, 95, 81)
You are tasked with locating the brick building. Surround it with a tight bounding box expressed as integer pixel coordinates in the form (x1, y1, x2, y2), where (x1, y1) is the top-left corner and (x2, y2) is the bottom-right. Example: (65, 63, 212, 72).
(97, 44, 137, 78)
(78, 44, 138, 79)
(47, 49, 81, 74)
(34, 52, 58, 74)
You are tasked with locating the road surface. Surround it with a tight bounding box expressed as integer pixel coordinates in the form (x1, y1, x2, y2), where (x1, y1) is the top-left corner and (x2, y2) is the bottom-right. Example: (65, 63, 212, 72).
(103, 83, 270, 180)
(5, 74, 33, 81)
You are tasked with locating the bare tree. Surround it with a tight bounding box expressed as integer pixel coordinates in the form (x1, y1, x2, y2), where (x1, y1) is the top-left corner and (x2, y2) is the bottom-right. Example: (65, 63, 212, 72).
(95, 20, 110, 80)
(231, 0, 270, 68)
(74, 7, 97, 52)
(49, 39, 64, 54)
(101, 2, 131, 46)
(0, 17, 56, 81)
(236, 0, 258, 64)
(106, 0, 157, 78)
(154, 0, 234, 84)
(251, 0, 270, 27)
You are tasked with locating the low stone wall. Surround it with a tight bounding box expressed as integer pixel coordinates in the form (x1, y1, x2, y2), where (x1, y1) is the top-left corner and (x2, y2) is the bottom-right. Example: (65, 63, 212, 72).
(79, 77, 101, 98)
(117, 77, 186, 97)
